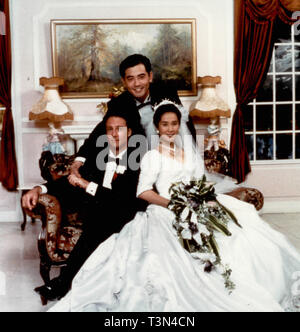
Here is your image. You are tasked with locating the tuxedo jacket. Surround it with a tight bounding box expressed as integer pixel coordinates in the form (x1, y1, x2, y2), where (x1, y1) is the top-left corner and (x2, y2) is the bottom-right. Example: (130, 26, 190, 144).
(44, 146, 147, 234)
(77, 81, 196, 161)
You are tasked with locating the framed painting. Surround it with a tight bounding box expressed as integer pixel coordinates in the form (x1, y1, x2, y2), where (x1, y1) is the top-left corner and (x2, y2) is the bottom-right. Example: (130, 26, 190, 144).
(50, 19, 197, 98)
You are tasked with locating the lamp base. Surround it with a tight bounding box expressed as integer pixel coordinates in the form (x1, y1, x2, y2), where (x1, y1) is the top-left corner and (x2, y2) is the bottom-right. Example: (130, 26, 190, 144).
(205, 117, 221, 151)
(42, 122, 66, 155)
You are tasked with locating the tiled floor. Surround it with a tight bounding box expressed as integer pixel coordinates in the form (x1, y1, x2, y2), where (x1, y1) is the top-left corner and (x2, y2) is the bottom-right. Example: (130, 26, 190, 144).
(0, 220, 57, 312)
(0, 213, 299, 312)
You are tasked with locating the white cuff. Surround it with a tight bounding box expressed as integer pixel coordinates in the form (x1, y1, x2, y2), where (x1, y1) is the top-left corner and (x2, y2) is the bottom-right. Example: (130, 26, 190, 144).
(75, 156, 86, 164)
(38, 185, 48, 194)
(86, 182, 98, 196)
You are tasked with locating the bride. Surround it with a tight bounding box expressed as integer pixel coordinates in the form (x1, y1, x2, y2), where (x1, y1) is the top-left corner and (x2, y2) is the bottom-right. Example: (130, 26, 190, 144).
(49, 101, 300, 312)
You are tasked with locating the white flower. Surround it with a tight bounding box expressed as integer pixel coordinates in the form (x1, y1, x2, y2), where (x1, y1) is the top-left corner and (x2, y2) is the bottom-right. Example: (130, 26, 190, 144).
(191, 252, 216, 262)
(180, 207, 190, 220)
(192, 232, 203, 246)
(179, 221, 189, 229)
(182, 179, 190, 186)
(191, 252, 202, 259)
(181, 228, 192, 240)
(215, 264, 225, 274)
(190, 212, 198, 224)
(197, 223, 211, 236)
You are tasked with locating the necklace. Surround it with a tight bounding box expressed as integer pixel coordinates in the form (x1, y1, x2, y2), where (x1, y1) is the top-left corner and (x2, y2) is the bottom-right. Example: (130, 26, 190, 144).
(159, 143, 185, 163)
(159, 143, 176, 157)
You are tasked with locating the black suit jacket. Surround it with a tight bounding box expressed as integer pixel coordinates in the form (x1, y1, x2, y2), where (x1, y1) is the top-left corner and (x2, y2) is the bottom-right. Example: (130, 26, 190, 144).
(44, 146, 147, 234)
(76, 81, 196, 161)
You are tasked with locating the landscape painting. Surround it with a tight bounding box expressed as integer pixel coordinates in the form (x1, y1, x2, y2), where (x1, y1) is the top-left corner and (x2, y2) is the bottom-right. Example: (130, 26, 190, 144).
(51, 19, 197, 98)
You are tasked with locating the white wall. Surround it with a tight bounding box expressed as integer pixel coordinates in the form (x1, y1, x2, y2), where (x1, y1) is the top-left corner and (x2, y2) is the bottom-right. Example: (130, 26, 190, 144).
(2, 0, 235, 222)
(12, 0, 234, 183)
(1, 0, 298, 222)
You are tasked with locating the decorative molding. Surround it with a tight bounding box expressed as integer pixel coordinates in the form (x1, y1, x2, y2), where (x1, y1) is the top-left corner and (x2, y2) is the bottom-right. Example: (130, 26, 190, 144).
(61, 124, 97, 135)
(260, 200, 300, 214)
(22, 115, 102, 123)
(62, 124, 97, 152)
(21, 116, 102, 134)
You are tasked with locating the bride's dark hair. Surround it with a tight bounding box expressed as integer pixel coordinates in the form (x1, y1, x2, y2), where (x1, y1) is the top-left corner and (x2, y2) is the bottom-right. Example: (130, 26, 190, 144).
(153, 104, 182, 128)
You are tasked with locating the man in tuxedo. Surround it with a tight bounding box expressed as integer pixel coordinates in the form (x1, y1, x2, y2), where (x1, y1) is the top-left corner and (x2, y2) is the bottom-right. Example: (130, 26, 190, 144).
(70, 53, 196, 179)
(22, 105, 147, 301)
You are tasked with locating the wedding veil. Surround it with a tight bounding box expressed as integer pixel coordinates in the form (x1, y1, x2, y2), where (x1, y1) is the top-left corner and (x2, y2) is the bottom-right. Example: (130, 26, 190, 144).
(143, 99, 239, 194)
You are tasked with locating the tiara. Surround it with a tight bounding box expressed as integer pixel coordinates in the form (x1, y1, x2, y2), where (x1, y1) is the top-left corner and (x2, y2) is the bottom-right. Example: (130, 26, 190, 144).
(153, 99, 181, 113)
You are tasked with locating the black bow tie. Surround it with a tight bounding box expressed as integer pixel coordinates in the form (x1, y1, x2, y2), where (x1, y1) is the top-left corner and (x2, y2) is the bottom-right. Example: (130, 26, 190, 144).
(136, 101, 152, 110)
(108, 156, 120, 165)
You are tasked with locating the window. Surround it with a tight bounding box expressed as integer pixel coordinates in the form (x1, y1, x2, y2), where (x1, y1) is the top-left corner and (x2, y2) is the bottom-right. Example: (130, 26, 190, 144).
(245, 21, 300, 162)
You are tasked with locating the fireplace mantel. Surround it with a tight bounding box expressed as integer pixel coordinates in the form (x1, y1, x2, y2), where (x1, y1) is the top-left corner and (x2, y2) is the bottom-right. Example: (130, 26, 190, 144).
(61, 124, 97, 153)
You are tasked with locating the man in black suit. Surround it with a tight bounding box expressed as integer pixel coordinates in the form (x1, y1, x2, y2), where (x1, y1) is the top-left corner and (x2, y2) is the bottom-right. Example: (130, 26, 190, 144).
(22, 105, 147, 301)
(70, 54, 196, 179)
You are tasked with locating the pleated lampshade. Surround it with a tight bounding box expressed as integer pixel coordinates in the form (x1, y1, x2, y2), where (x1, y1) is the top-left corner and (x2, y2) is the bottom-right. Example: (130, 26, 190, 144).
(29, 77, 73, 122)
(190, 76, 231, 119)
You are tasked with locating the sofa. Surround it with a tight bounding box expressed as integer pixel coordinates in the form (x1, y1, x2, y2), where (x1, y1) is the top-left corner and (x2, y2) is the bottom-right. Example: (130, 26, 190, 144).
(24, 150, 264, 304)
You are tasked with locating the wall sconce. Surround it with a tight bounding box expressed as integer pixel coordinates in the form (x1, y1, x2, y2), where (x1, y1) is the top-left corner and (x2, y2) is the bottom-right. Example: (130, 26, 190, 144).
(190, 76, 231, 151)
(29, 77, 73, 155)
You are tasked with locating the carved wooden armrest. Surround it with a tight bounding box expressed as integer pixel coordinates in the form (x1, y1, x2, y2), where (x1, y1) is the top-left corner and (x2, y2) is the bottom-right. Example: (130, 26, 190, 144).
(25, 194, 61, 228)
(225, 187, 264, 211)
(25, 194, 62, 260)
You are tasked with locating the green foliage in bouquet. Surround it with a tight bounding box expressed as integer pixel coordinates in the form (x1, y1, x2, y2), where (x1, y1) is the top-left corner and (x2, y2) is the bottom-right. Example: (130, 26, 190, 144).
(168, 175, 242, 292)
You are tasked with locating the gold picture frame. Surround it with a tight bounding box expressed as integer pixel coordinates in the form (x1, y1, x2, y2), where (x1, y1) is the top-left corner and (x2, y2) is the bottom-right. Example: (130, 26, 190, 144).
(51, 19, 197, 98)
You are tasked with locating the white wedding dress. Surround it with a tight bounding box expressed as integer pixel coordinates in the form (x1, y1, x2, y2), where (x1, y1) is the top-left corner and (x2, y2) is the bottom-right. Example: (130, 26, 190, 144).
(49, 149, 300, 312)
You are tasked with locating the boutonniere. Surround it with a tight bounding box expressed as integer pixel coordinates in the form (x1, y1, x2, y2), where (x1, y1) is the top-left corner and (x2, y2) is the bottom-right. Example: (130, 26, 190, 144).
(116, 165, 126, 174)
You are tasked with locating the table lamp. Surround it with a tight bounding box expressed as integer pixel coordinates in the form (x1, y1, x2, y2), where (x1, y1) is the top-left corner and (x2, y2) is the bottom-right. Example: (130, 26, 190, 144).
(190, 76, 231, 151)
(29, 77, 73, 154)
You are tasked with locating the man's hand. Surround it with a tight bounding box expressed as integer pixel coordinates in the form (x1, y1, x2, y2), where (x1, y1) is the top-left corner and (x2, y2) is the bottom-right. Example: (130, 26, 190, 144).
(22, 186, 42, 211)
(68, 174, 89, 190)
(70, 160, 84, 178)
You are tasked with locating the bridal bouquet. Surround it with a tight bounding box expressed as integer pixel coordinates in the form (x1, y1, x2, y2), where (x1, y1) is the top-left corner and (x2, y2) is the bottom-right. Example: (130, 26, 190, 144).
(168, 175, 242, 292)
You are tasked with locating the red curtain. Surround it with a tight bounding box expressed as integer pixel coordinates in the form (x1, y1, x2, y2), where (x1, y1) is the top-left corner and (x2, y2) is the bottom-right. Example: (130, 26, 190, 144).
(0, 0, 18, 191)
(230, 0, 299, 183)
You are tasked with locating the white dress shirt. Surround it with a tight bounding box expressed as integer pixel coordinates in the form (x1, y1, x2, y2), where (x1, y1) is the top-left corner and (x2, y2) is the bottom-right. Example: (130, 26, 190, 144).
(39, 149, 127, 196)
(90, 148, 127, 193)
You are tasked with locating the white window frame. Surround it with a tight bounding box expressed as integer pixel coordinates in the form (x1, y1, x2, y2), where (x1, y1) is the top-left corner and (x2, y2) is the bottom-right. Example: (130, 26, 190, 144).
(246, 24, 300, 165)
